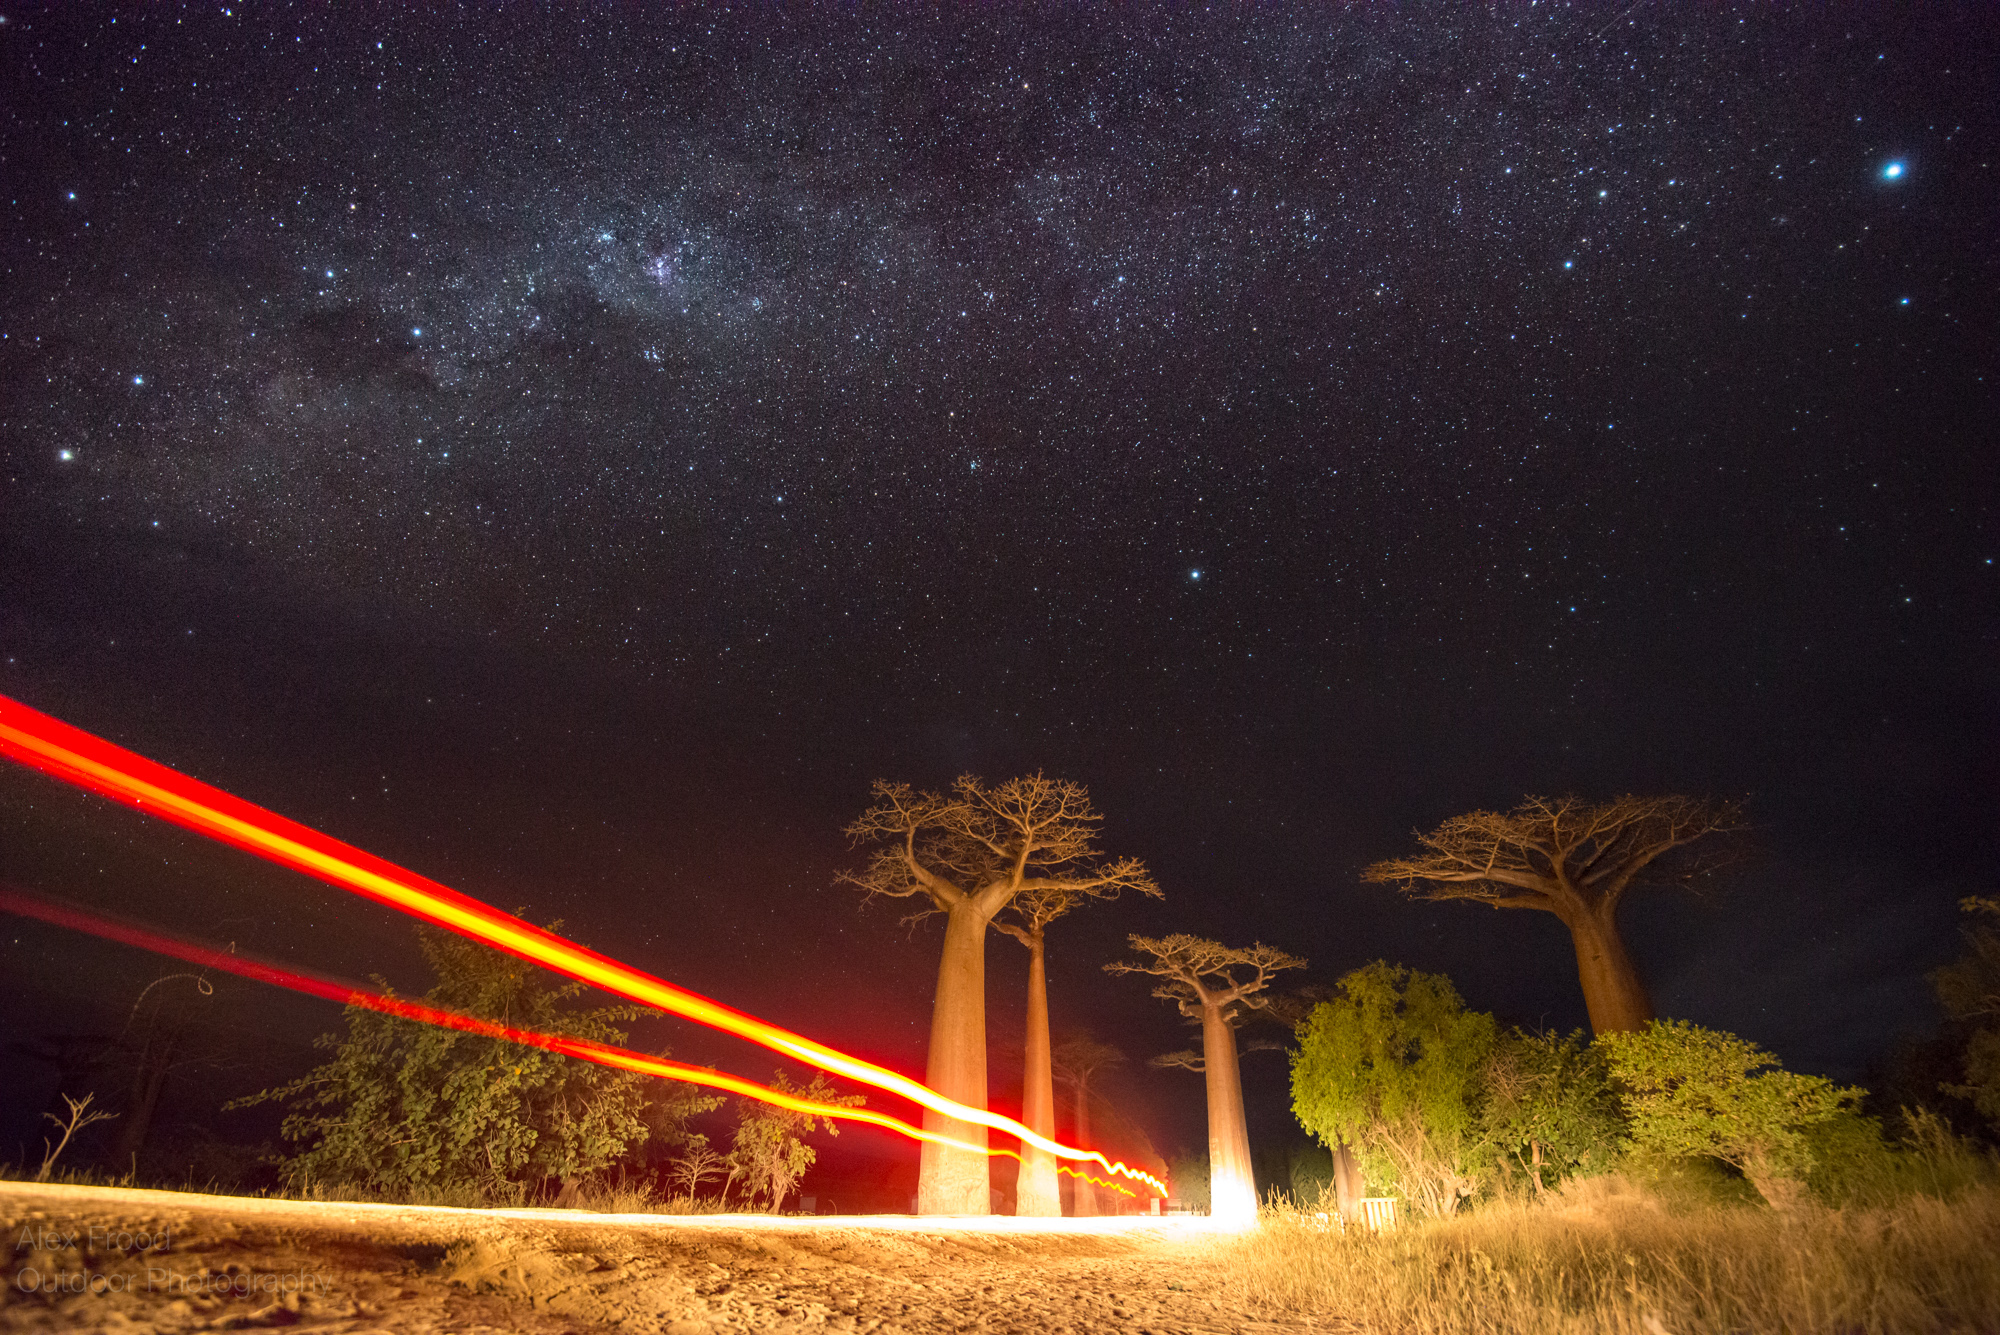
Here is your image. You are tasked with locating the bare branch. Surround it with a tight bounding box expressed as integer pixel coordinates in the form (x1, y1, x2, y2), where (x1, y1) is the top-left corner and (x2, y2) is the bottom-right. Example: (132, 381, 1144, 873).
(1107, 933, 1305, 1023)
(1149, 1049, 1205, 1073)
(1362, 794, 1746, 919)
(843, 773, 1158, 926)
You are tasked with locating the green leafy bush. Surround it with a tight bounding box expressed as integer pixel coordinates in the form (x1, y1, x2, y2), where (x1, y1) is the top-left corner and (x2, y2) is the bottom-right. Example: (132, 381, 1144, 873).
(722, 1069, 861, 1212)
(232, 924, 716, 1203)
(1598, 1019, 1860, 1210)
(1291, 962, 1496, 1217)
(1481, 1028, 1627, 1195)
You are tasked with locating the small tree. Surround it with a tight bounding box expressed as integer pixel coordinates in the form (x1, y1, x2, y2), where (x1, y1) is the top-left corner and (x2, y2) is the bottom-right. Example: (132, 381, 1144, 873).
(1108, 935, 1304, 1225)
(1481, 1029, 1626, 1195)
(666, 1135, 728, 1204)
(1050, 1033, 1125, 1216)
(233, 923, 717, 1203)
(1290, 963, 1497, 1219)
(1363, 796, 1745, 1034)
(1598, 1019, 1861, 1211)
(996, 879, 1161, 1216)
(35, 1092, 117, 1183)
(725, 1071, 864, 1213)
(843, 775, 1157, 1214)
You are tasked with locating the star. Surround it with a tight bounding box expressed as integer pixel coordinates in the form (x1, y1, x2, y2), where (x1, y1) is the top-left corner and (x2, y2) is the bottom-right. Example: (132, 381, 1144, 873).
(1882, 161, 1905, 180)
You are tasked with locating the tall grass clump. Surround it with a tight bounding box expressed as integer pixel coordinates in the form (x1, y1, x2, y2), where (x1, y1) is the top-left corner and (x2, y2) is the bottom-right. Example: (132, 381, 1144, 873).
(1225, 1178, 2000, 1334)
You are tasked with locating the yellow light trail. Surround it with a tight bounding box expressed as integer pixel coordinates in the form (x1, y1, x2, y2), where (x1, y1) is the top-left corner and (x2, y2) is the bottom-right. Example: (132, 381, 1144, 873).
(0, 883, 1143, 1195)
(0, 695, 1165, 1198)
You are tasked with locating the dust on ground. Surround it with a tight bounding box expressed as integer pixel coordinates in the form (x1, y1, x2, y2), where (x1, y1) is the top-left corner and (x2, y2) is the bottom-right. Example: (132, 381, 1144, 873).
(1, 1182, 1332, 1334)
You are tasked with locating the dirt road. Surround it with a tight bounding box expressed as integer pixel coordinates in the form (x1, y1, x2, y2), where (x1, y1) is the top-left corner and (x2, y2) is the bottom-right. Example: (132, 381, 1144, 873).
(1, 1182, 1323, 1334)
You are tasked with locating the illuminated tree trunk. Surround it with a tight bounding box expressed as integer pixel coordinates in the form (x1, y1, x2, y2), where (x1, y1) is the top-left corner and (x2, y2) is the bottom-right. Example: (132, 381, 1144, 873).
(1015, 935, 1061, 1216)
(918, 900, 991, 1214)
(1201, 1005, 1258, 1225)
(1331, 1140, 1365, 1223)
(1567, 906, 1653, 1035)
(1069, 1075, 1098, 1217)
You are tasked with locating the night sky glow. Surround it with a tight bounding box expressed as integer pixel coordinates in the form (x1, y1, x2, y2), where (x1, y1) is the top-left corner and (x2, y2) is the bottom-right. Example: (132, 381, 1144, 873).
(0, 6, 1992, 1192)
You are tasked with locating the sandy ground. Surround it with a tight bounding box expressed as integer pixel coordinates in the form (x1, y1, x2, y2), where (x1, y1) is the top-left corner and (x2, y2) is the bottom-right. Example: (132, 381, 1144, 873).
(1, 1182, 1327, 1335)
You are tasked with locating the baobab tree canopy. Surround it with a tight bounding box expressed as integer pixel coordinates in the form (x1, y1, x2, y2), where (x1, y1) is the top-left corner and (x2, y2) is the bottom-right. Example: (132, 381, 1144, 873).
(844, 775, 1159, 913)
(1109, 935, 1305, 1027)
(1108, 934, 1303, 1224)
(1363, 795, 1746, 1034)
(843, 774, 1157, 1214)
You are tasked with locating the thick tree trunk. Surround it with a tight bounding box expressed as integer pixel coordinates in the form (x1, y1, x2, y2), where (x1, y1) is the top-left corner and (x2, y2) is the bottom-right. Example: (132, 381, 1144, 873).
(1069, 1078, 1098, 1216)
(1331, 1140, 1365, 1223)
(918, 899, 992, 1214)
(1566, 905, 1654, 1035)
(1015, 936, 1061, 1216)
(1202, 1006, 1258, 1226)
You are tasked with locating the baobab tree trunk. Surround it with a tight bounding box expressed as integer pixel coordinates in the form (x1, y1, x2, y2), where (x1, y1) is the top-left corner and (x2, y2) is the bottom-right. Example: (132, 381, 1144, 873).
(110, 1056, 170, 1172)
(1566, 905, 1654, 1035)
(918, 899, 991, 1214)
(1015, 936, 1061, 1216)
(1069, 1077, 1098, 1217)
(1331, 1140, 1365, 1224)
(1201, 1005, 1258, 1226)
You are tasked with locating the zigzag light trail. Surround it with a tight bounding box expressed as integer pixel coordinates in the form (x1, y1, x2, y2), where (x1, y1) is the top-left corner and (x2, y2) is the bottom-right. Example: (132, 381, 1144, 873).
(0, 695, 1165, 1199)
(0, 884, 1135, 1198)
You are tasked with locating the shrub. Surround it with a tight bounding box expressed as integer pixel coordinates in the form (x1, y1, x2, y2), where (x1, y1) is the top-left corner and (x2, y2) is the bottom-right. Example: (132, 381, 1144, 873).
(231, 923, 717, 1203)
(1597, 1019, 1860, 1211)
(1482, 1028, 1627, 1195)
(1291, 962, 1496, 1217)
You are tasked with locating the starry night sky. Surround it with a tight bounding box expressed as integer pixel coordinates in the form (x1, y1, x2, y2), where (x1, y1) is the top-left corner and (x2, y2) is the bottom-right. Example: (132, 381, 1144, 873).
(1, 5, 1994, 1187)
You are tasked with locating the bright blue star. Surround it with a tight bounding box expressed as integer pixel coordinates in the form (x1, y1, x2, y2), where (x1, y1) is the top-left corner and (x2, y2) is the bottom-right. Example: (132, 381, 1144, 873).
(1882, 161, 1904, 180)
(1190, 569, 1202, 581)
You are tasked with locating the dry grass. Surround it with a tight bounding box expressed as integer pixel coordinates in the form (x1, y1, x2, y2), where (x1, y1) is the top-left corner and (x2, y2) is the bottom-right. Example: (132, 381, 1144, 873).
(1223, 1178, 2000, 1334)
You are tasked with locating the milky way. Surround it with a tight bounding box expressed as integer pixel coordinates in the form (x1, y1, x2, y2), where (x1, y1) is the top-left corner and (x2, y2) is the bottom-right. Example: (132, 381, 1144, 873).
(0, 6, 1993, 1146)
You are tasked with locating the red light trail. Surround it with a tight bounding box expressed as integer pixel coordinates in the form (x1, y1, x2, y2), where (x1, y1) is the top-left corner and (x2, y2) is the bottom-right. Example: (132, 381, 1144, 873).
(0, 695, 1165, 1198)
(0, 884, 1140, 1195)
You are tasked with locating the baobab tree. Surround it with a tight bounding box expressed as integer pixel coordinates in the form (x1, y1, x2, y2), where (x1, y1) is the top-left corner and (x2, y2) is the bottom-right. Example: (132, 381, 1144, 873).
(1050, 1033, 1125, 1217)
(996, 879, 1162, 1217)
(843, 775, 1158, 1215)
(1363, 795, 1745, 1034)
(1107, 935, 1305, 1225)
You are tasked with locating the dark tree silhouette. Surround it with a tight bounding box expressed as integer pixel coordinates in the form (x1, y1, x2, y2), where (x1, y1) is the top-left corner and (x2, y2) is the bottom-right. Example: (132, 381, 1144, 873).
(1107, 935, 1304, 1224)
(1050, 1033, 1124, 1217)
(843, 775, 1157, 1214)
(1364, 795, 1744, 1034)
(109, 972, 215, 1170)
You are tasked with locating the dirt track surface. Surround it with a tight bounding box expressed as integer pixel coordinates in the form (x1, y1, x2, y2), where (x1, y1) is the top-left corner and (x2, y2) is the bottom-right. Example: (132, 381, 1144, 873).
(1, 1183, 1322, 1334)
